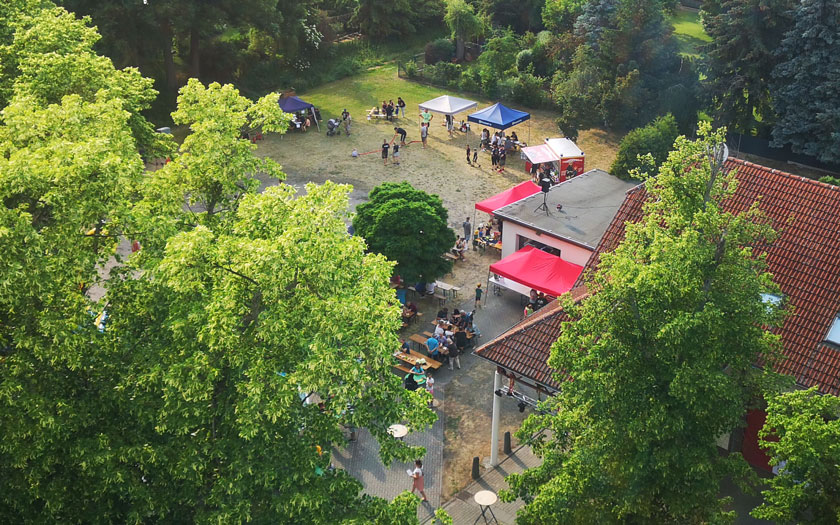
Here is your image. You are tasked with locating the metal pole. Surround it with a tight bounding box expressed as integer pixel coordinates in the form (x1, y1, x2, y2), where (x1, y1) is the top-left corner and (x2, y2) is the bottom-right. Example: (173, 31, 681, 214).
(490, 370, 502, 466)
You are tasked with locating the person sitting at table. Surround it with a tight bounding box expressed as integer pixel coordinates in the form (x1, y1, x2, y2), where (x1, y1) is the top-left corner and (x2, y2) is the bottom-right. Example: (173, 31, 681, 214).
(451, 237, 467, 261)
(425, 281, 436, 296)
(436, 307, 448, 320)
(510, 131, 519, 142)
(505, 135, 514, 151)
(401, 305, 416, 324)
(434, 322, 445, 338)
(536, 292, 548, 309)
(414, 279, 426, 297)
(410, 360, 427, 386)
(400, 339, 411, 353)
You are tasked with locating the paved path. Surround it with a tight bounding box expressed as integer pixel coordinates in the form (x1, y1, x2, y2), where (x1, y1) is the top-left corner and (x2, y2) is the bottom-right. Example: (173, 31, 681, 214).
(423, 440, 541, 524)
(332, 386, 447, 523)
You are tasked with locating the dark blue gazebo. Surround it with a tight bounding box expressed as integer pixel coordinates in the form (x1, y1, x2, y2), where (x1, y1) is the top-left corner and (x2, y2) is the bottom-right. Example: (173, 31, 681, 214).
(278, 95, 320, 131)
(468, 103, 530, 130)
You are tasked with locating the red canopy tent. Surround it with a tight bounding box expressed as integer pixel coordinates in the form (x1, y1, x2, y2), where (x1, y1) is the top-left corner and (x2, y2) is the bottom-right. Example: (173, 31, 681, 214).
(489, 246, 583, 298)
(475, 181, 541, 215)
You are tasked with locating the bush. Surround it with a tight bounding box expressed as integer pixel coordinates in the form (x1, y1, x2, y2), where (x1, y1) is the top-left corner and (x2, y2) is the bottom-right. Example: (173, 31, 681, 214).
(516, 49, 535, 73)
(610, 114, 680, 180)
(403, 60, 419, 78)
(424, 62, 461, 86)
(459, 68, 481, 92)
(511, 72, 546, 107)
(425, 38, 455, 65)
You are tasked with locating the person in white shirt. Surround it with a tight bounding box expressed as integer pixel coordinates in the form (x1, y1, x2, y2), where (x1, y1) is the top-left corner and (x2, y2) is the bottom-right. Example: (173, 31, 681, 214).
(409, 460, 428, 502)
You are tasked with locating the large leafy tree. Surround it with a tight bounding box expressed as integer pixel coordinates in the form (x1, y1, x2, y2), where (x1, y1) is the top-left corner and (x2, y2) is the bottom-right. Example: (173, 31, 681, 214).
(353, 182, 455, 284)
(751, 387, 840, 523)
(503, 124, 787, 524)
(702, 0, 795, 135)
(769, 0, 840, 165)
(444, 0, 485, 61)
(553, 0, 698, 134)
(353, 0, 444, 40)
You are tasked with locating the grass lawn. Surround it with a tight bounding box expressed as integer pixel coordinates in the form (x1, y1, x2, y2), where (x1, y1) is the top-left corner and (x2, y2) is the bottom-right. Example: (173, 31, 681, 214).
(669, 6, 711, 57)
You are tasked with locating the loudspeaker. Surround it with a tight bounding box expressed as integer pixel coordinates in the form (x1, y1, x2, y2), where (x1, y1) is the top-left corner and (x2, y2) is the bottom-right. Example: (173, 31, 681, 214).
(539, 177, 552, 193)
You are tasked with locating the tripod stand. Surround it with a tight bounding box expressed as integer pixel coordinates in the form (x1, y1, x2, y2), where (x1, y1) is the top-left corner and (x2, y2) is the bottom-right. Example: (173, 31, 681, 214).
(534, 191, 549, 215)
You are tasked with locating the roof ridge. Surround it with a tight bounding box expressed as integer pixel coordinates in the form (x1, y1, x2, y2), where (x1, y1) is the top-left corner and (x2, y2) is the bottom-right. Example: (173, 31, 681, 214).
(726, 158, 840, 193)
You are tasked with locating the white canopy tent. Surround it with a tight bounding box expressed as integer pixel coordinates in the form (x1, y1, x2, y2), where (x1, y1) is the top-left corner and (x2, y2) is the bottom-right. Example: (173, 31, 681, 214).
(418, 95, 478, 115)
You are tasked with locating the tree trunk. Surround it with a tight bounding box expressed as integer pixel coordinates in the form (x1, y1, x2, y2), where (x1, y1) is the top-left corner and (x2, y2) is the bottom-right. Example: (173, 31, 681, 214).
(456, 36, 465, 62)
(189, 22, 200, 80)
(161, 19, 178, 92)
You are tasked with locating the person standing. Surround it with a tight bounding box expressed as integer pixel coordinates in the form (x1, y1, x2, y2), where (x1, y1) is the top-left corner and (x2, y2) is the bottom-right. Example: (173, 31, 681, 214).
(342, 109, 352, 136)
(445, 114, 454, 136)
(392, 143, 400, 166)
(491, 146, 498, 169)
(463, 217, 472, 242)
(420, 108, 433, 129)
(381, 139, 390, 166)
(409, 460, 428, 502)
(393, 126, 407, 145)
(420, 123, 428, 148)
(397, 97, 406, 118)
(472, 147, 478, 165)
(475, 283, 483, 308)
(466, 145, 472, 165)
(450, 331, 464, 370)
(498, 146, 506, 172)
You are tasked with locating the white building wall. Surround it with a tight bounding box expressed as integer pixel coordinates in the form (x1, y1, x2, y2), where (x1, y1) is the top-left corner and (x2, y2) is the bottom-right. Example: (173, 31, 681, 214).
(500, 220, 593, 266)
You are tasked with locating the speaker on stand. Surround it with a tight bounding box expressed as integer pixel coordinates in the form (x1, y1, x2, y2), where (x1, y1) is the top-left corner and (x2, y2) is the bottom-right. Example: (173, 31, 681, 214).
(535, 176, 552, 215)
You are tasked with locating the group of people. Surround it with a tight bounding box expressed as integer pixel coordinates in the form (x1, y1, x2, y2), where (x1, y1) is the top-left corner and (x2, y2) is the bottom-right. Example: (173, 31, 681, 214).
(426, 308, 478, 371)
(531, 161, 579, 185)
(524, 288, 551, 317)
(371, 98, 406, 121)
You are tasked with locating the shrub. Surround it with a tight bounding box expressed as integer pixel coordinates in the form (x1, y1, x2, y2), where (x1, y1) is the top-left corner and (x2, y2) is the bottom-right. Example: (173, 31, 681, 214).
(516, 49, 534, 73)
(424, 62, 461, 86)
(425, 38, 455, 65)
(511, 72, 546, 107)
(459, 68, 481, 92)
(496, 78, 516, 101)
(610, 114, 680, 180)
(403, 60, 419, 78)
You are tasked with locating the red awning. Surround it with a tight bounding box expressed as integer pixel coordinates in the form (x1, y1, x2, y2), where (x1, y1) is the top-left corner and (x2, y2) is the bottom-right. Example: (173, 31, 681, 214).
(475, 181, 541, 215)
(489, 246, 584, 297)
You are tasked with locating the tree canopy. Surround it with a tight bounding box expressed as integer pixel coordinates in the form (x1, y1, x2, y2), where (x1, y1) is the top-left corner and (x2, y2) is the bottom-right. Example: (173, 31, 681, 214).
(0, 5, 436, 521)
(502, 123, 787, 524)
(769, 0, 840, 165)
(353, 182, 455, 284)
(752, 387, 840, 524)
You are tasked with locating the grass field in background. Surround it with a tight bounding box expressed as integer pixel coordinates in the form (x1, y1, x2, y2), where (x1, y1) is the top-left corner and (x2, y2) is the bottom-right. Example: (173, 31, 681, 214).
(669, 6, 711, 57)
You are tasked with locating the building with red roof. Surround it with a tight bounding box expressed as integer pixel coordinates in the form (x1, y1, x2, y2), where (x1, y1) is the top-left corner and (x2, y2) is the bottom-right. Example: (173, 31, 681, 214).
(475, 158, 840, 470)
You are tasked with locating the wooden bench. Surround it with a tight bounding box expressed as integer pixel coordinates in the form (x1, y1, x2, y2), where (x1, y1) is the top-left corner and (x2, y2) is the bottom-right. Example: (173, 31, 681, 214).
(422, 331, 435, 338)
(408, 348, 442, 369)
(433, 293, 447, 307)
(443, 252, 459, 262)
(393, 363, 413, 375)
(409, 333, 429, 352)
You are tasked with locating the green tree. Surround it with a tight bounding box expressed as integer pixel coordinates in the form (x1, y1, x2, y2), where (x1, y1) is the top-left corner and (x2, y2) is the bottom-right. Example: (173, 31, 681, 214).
(752, 387, 840, 524)
(542, 0, 587, 32)
(353, 182, 455, 284)
(354, 0, 444, 40)
(702, 0, 796, 134)
(610, 114, 680, 179)
(503, 124, 787, 524)
(444, 0, 485, 61)
(769, 0, 840, 165)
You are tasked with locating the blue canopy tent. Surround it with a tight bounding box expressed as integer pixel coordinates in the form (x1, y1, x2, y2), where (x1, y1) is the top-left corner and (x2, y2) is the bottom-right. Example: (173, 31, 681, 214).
(278, 95, 320, 132)
(468, 102, 530, 142)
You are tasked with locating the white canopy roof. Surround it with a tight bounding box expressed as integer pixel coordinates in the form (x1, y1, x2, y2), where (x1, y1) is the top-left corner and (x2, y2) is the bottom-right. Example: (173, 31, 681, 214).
(522, 144, 561, 164)
(418, 95, 478, 116)
(545, 138, 584, 158)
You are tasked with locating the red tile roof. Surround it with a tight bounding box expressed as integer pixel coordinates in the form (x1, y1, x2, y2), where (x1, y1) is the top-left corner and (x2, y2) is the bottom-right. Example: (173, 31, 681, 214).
(474, 286, 587, 391)
(477, 158, 840, 396)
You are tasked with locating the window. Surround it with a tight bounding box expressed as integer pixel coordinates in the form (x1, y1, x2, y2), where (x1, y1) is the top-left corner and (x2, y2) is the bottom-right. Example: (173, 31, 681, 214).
(826, 317, 840, 345)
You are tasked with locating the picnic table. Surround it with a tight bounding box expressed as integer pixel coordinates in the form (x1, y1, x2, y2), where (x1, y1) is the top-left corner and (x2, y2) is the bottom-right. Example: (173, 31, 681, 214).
(393, 349, 442, 370)
(435, 280, 461, 298)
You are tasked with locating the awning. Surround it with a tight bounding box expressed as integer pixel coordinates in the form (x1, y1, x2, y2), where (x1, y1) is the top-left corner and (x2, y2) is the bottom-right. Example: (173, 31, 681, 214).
(468, 103, 530, 130)
(278, 95, 313, 112)
(418, 95, 478, 115)
(475, 181, 541, 214)
(522, 144, 561, 164)
(489, 246, 583, 298)
(546, 138, 583, 158)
